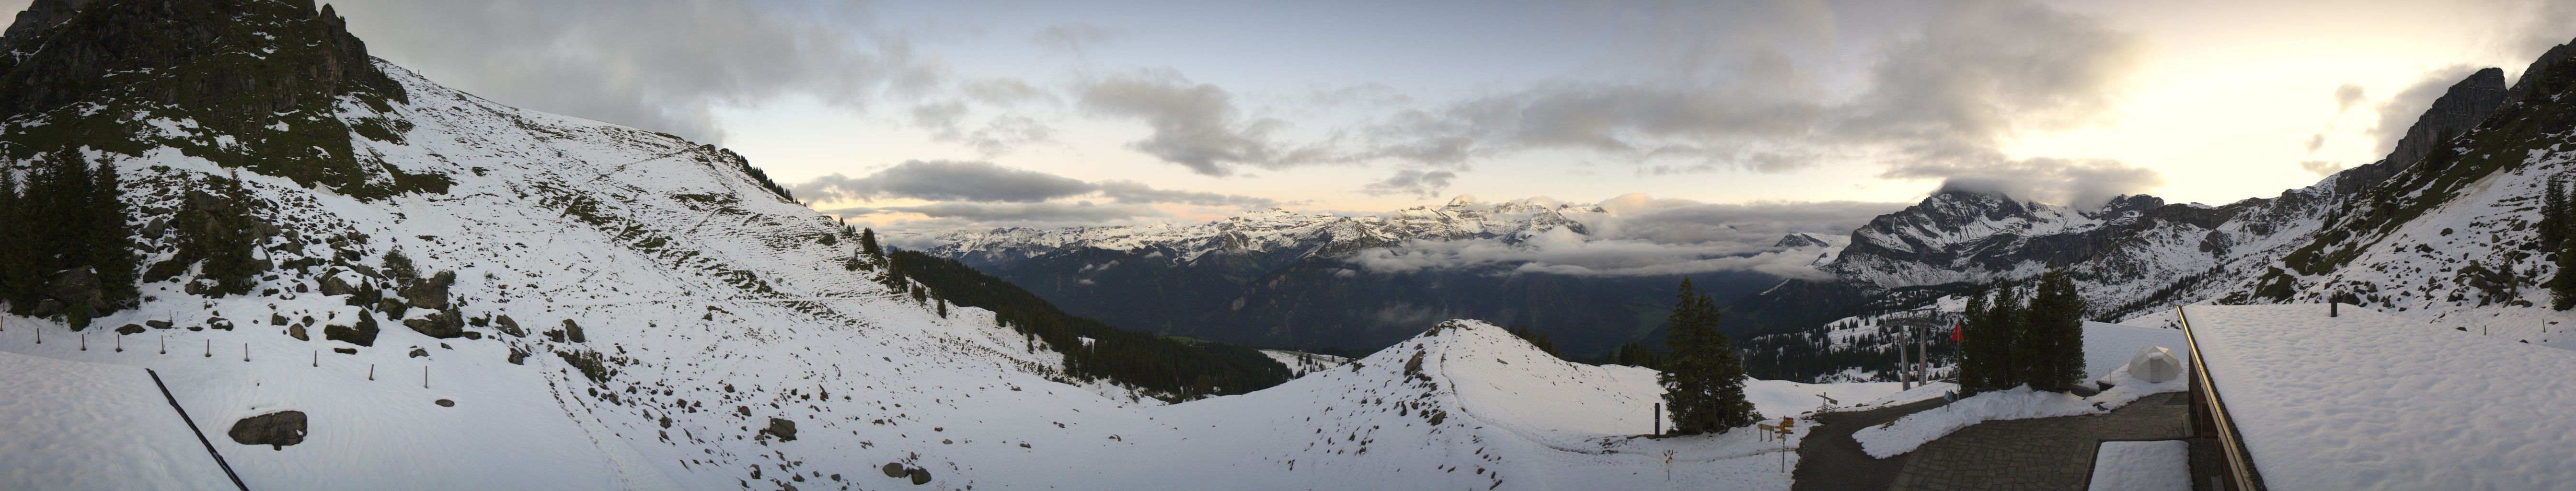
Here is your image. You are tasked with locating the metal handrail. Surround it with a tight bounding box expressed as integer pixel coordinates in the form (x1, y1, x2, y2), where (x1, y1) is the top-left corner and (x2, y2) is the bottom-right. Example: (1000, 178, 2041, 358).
(2178, 306, 2265, 491)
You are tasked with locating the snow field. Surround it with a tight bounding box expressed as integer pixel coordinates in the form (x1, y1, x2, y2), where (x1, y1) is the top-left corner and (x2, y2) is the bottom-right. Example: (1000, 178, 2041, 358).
(2085, 440, 2189, 491)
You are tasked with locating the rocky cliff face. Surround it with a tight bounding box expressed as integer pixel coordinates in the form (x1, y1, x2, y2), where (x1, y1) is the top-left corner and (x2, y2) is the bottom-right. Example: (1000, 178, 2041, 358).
(0, 0, 430, 198)
(0, 0, 91, 53)
(2332, 67, 2509, 195)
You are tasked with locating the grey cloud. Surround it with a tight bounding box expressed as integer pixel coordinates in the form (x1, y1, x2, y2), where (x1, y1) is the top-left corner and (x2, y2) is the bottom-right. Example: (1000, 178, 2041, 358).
(2334, 83, 2368, 113)
(2304, 132, 2329, 153)
(1094, 180, 1277, 208)
(1586, 194, 1904, 245)
(1357, 170, 1457, 198)
(1900, 157, 2165, 210)
(2502, 0, 2576, 69)
(1030, 23, 1123, 57)
(2300, 160, 2344, 177)
(1363, 0, 2154, 202)
(2370, 65, 2479, 157)
(911, 101, 1054, 156)
(1344, 193, 1900, 278)
(881, 201, 1165, 223)
(325, 0, 943, 142)
(1346, 229, 1834, 280)
(792, 162, 1277, 216)
(1080, 71, 1337, 175)
(794, 160, 1095, 203)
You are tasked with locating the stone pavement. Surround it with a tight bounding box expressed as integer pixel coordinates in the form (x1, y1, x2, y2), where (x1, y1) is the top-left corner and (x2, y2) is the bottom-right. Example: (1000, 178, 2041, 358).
(1790, 397, 1951, 491)
(1885, 391, 2193, 491)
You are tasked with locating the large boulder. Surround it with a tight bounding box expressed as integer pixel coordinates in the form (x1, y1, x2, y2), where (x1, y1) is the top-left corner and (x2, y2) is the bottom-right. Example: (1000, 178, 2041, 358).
(402, 308, 465, 339)
(323, 314, 379, 346)
(398, 270, 454, 310)
(45, 266, 104, 312)
(227, 410, 306, 450)
(318, 272, 356, 296)
(759, 417, 797, 442)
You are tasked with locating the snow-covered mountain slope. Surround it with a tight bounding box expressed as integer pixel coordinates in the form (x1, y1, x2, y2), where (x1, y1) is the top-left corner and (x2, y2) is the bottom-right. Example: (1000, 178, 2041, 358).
(0, 2, 1902, 490)
(1733, 35, 2576, 383)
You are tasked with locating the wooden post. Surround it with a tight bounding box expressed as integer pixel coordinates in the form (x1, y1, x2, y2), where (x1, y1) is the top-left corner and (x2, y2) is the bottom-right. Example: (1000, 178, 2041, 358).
(160, 335, 166, 354)
(80, 332, 86, 351)
(368, 364, 375, 381)
(312, 351, 317, 367)
(423, 366, 430, 389)
(204, 339, 210, 358)
(243, 343, 249, 362)
(115, 334, 122, 352)
(1652, 402, 1661, 435)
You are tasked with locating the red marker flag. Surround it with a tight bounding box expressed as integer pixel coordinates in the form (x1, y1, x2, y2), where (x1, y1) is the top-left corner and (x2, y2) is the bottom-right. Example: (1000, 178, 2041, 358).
(1951, 320, 1964, 342)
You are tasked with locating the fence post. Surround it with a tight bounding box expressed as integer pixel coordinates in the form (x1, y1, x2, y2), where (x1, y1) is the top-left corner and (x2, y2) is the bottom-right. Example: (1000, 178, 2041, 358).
(115, 334, 122, 352)
(204, 339, 210, 358)
(80, 332, 86, 351)
(312, 350, 318, 367)
(368, 364, 375, 381)
(424, 366, 430, 389)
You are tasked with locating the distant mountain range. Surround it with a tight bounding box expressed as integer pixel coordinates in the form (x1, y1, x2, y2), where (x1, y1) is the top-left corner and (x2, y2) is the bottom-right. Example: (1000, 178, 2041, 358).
(926, 196, 1811, 358)
(938, 35, 2576, 380)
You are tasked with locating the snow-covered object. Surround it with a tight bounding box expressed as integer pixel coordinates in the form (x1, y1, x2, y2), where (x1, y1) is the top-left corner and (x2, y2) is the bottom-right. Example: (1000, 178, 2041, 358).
(2125, 347, 2181, 384)
(2182, 304, 2576, 490)
(2083, 322, 2189, 382)
(2086, 440, 2189, 491)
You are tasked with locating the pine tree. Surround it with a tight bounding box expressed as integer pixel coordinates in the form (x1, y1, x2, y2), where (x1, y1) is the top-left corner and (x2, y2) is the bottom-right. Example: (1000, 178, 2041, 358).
(860, 228, 883, 258)
(2554, 173, 2576, 310)
(0, 165, 29, 313)
(1957, 287, 1993, 394)
(176, 173, 263, 296)
(2023, 272, 2086, 392)
(80, 158, 138, 310)
(1611, 342, 1659, 369)
(2544, 174, 2567, 249)
(1659, 278, 1759, 435)
(1961, 283, 2024, 394)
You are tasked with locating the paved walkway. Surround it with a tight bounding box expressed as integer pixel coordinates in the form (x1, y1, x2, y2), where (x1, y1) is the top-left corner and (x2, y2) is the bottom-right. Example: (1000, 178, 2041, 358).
(1790, 397, 1950, 491)
(1886, 392, 2193, 491)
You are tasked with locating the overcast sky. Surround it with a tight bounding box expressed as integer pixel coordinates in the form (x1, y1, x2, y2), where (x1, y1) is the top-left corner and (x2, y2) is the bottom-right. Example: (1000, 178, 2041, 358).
(12, 0, 2572, 236)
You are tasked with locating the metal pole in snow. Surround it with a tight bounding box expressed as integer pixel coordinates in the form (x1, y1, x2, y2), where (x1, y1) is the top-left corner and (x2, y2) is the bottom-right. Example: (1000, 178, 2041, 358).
(368, 364, 374, 381)
(242, 343, 249, 362)
(203, 339, 210, 358)
(80, 332, 85, 351)
(424, 366, 429, 389)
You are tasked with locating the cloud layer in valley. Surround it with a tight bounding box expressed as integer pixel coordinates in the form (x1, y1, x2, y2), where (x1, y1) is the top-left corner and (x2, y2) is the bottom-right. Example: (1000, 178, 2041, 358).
(1347, 194, 1902, 279)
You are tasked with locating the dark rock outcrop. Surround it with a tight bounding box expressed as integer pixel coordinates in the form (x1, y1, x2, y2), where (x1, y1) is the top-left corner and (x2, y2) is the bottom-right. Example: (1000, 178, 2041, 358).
(2335, 67, 2509, 194)
(0, 0, 404, 125)
(759, 417, 796, 442)
(2503, 37, 2576, 109)
(403, 308, 464, 339)
(398, 270, 454, 310)
(226, 410, 306, 450)
(0, 0, 92, 53)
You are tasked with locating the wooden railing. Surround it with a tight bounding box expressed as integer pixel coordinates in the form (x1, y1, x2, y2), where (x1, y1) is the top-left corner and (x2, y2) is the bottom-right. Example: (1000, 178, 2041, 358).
(2178, 306, 2266, 491)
